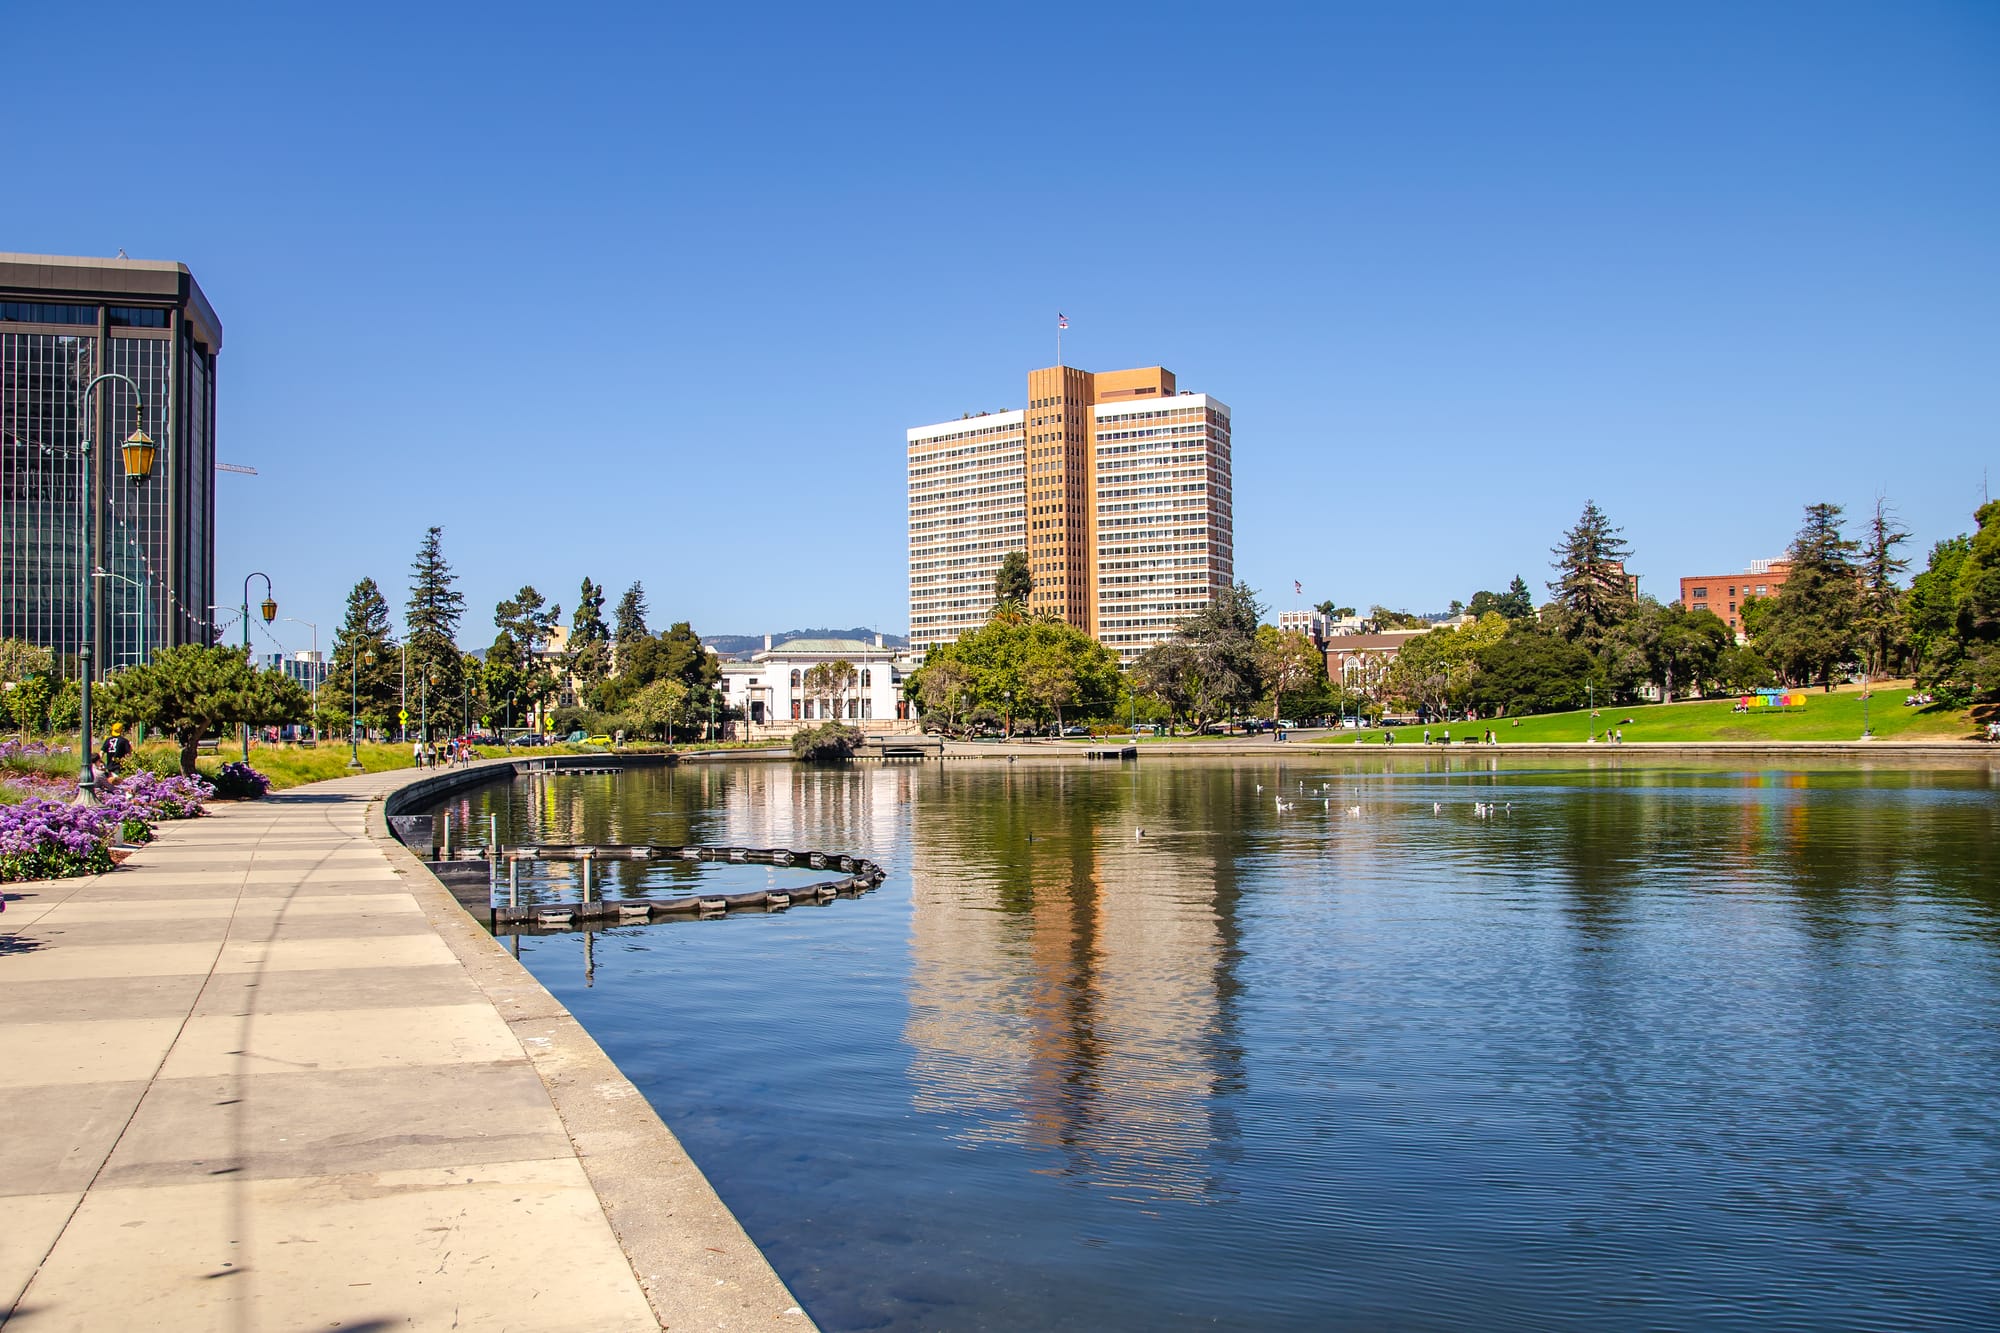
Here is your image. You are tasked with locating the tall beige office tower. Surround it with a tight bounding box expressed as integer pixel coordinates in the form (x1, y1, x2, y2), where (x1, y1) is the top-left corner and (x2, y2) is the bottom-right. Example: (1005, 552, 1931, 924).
(908, 364, 1232, 661)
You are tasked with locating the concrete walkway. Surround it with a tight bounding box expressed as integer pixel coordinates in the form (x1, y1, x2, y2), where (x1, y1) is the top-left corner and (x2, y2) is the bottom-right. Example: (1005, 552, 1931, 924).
(0, 767, 808, 1331)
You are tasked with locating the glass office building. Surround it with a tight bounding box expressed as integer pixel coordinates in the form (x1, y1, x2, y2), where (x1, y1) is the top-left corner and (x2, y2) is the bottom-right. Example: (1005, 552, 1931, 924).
(0, 253, 220, 674)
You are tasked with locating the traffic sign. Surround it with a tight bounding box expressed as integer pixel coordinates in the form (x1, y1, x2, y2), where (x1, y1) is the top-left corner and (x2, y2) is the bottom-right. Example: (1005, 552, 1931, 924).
(398, 708, 410, 724)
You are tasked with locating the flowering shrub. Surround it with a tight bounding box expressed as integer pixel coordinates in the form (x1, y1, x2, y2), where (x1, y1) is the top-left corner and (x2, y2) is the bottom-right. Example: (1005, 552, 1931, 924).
(0, 740, 70, 761)
(0, 799, 116, 881)
(209, 761, 270, 800)
(111, 771, 214, 820)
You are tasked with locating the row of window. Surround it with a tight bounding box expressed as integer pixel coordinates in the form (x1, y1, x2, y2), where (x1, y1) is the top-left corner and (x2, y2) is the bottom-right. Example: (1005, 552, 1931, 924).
(0, 303, 169, 328)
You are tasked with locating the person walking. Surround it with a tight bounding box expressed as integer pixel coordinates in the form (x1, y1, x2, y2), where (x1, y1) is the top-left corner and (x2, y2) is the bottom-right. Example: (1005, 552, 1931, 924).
(100, 723, 132, 781)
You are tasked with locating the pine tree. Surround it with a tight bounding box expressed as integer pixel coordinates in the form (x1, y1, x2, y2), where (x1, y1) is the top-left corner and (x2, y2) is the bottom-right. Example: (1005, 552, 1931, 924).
(330, 577, 400, 734)
(405, 527, 467, 736)
(1548, 501, 1635, 646)
(1857, 498, 1910, 677)
(613, 582, 650, 658)
(567, 577, 611, 704)
(993, 551, 1033, 607)
(1502, 575, 1536, 619)
(493, 587, 561, 725)
(1749, 503, 1860, 688)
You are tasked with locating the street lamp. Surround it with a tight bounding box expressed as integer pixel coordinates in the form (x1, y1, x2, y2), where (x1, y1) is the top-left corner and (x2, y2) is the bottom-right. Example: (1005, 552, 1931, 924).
(1861, 670, 1872, 741)
(285, 618, 319, 742)
(241, 572, 276, 761)
(348, 646, 377, 769)
(91, 569, 148, 669)
(76, 381, 158, 806)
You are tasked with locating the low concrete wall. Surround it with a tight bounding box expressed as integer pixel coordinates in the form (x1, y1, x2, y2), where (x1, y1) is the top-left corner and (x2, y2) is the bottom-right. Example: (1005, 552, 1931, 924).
(364, 762, 814, 1331)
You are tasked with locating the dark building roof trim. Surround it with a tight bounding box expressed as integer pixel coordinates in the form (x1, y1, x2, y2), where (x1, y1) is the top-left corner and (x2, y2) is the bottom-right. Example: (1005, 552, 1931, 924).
(0, 252, 222, 355)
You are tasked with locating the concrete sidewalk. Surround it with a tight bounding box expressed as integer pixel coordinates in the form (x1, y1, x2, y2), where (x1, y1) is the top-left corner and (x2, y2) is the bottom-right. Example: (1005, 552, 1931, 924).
(0, 767, 808, 1331)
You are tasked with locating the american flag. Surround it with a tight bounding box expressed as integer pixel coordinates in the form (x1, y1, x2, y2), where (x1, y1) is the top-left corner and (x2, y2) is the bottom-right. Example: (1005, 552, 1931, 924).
(1058, 313, 1068, 329)
(1294, 580, 1303, 596)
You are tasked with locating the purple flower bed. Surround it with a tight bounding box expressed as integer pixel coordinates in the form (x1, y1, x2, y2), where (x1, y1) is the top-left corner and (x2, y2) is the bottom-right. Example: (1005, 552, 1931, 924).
(210, 761, 271, 800)
(0, 767, 214, 882)
(0, 799, 116, 881)
(0, 740, 71, 761)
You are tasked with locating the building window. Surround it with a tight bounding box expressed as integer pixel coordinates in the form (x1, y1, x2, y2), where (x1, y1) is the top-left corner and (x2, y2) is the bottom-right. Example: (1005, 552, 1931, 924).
(862, 698, 872, 719)
(1692, 586, 1707, 599)
(0, 301, 95, 325)
(791, 699, 801, 719)
(860, 669, 871, 688)
(790, 668, 800, 687)
(107, 306, 168, 328)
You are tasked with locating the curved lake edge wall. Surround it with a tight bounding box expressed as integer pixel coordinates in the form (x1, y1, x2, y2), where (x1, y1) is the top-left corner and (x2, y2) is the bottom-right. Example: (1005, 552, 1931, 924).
(366, 758, 815, 1331)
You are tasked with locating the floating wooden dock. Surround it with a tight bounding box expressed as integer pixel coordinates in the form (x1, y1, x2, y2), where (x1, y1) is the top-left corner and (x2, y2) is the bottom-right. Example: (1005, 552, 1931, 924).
(424, 842, 888, 933)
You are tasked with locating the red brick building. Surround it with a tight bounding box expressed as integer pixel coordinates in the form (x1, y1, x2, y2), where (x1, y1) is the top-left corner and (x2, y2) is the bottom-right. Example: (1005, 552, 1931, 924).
(1679, 560, 1791, 639)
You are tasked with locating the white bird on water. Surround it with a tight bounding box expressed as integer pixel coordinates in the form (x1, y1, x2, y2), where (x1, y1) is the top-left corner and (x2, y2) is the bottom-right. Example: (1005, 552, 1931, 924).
(1348, 805, 1362, 817)
(1276, 798, 1293, 812)
(1135, 827, 1146, 838)
(1433, 802, 1442, 814)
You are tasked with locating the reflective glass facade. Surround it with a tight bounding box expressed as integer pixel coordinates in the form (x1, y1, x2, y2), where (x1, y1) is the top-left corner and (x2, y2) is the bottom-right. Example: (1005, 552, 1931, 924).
(0, 256, 219, 674)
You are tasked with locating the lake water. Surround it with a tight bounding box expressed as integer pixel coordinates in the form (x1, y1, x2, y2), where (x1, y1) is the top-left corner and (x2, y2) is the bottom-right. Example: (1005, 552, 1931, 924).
(432, 757, 2000, 1331)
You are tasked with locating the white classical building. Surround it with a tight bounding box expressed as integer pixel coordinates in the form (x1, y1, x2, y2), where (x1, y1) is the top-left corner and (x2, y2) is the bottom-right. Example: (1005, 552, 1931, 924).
(716, 635, 924, 739)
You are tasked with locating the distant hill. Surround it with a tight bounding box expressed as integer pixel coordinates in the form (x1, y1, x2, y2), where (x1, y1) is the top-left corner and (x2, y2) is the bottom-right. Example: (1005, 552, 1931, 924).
(702, 627, 909, 659)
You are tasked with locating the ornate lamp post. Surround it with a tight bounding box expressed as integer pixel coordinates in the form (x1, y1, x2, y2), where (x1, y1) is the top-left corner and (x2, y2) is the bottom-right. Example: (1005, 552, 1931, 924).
(348, 646, 377, 770)
(240, 572, 276, 761)
(76, 380, 158, 806)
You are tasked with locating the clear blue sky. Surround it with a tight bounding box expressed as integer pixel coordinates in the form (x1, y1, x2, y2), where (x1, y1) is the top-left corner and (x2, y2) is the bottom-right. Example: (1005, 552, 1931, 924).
(8, 1, 1995, 651)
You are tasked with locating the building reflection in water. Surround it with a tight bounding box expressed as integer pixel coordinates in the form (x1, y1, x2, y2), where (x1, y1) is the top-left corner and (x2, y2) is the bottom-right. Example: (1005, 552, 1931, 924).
(903, 766, 1245, 1205)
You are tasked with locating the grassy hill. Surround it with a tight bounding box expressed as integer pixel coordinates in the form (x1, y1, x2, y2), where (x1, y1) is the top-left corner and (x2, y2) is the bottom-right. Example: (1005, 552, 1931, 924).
(1312, 686, 1979, 746)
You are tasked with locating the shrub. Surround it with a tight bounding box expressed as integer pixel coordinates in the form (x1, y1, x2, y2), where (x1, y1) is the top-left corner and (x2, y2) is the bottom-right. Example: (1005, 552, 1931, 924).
(0, 799, 116, 881)
(208, 761, 271, 800)
(790, 722, 862, 763)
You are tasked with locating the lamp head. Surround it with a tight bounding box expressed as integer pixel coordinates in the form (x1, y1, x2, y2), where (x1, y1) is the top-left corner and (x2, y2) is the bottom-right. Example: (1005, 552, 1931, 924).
(120, 403, 157, 482)
(363, 648, 378, 666)
(260, 596, 278, 624)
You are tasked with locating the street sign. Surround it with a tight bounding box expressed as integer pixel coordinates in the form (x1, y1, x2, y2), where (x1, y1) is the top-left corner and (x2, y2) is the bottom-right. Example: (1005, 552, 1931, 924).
(398, 708, 410, 724)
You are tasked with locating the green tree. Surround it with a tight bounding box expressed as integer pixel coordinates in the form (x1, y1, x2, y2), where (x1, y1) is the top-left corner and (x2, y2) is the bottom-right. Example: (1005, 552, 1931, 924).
(1500, 576, 1536, 619)
(329, 577, 400, 737)
(1255, 626, 1327, 728)
(406, 527, 467, 732)
(1857, 498, 1911, 677)
(629, 677, 688, 741)
(1951, 500, 2000, 699)
(47, 677, 81, 733)
(1465, 628, 1593, 717)
(5, 673, 51, 733)
(1906, 535, 1971, 694)
(1386, 613, 1508, 718)
(1712, 643, 1776, 693)
(993, 551, 1033, 608)
(1177, 581, 1266, 724)
(1548, 500, 1635, 647)
(613, 582, 650, 661)
(802, 660, 859, 721)
(912, 615, 1119, 735)
(1364, 605, 1427, 631)
(1748, 503, 1860, 689)
(1133, 639, 1199, 733)
(97, 645, 310, 774)
(493, 586, 561, 725)
(1022, 645, 1080, 733)
(567, 577, 611, 705)
(0, 638, 53, 683)
(912, 657, 975, 732)
(1609, 600, 1732, 701)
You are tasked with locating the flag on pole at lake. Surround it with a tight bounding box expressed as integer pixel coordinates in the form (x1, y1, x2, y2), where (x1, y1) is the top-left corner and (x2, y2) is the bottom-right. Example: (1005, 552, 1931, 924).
(1294, 580, 1303, 596)
(1058, 313, 1068, 329)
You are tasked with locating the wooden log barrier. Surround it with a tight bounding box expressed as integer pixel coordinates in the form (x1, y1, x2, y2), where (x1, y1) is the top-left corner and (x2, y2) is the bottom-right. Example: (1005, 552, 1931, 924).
(486, 841, 886, 933)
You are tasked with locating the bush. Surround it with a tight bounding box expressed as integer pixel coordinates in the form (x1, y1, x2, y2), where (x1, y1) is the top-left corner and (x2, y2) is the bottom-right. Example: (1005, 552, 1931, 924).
(0, 799, 117, 881)
(208, 761, 271, 800)
(790, 722, 862, 763)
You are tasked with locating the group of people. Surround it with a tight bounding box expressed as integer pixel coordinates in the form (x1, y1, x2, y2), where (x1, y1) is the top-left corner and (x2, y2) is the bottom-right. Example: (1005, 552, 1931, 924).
(1905, 692, 1937, 707)
(411, 736, 479, 769)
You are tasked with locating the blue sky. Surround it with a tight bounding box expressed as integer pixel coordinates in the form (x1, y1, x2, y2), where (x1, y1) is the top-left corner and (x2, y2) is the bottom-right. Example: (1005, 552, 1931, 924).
(8, 1, 1995, 651)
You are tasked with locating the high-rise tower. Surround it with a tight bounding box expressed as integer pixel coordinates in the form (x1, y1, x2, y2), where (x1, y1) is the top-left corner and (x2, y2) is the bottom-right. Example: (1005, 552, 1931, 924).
(908, 363, 1232, 660)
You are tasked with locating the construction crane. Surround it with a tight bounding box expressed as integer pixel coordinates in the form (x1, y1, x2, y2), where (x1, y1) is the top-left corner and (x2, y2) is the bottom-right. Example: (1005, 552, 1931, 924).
(216, 462, 258, 475)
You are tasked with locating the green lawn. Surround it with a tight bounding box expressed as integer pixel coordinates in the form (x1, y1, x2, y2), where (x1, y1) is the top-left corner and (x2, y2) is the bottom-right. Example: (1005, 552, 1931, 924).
(1312, 688, 1978, 746)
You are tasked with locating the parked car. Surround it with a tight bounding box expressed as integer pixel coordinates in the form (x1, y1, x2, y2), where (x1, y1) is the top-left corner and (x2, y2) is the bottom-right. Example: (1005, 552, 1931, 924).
(584, 734, 613, 747)
(1060, 724, 1089, 737)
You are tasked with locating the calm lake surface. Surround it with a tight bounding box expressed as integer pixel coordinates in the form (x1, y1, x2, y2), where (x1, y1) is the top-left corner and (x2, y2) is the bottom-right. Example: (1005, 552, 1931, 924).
(433, 757, 2000, 1331)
